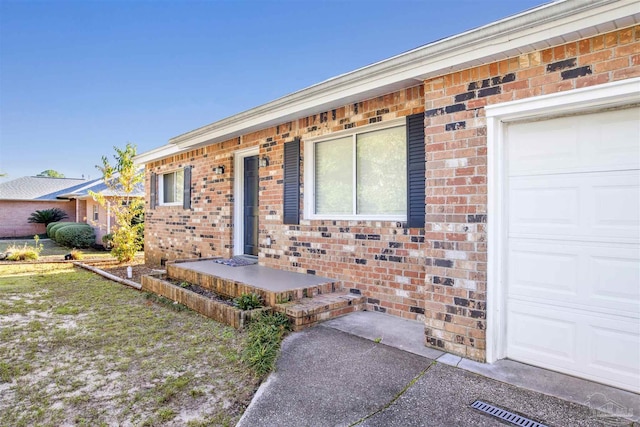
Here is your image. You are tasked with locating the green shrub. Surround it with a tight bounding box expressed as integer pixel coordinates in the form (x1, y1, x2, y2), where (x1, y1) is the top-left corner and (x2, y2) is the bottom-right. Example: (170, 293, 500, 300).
(54, 225, 95, 248)
(48, 222, 83, 240)
(234, 293, 263, 310)
(242, 311, 290, 376)
(46, 222, 61, 237)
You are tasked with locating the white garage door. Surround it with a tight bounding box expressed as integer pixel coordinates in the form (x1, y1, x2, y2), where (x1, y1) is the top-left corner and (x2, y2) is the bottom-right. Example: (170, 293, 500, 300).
(505, 106, 640, 392)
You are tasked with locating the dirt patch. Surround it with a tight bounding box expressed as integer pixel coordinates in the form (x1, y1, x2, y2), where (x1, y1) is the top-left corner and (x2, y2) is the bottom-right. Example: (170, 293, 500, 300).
(98, 263, 160, 284)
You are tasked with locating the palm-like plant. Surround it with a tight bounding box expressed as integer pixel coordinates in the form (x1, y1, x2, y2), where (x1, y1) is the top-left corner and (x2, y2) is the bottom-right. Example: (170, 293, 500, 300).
(28, 208, 69, 226)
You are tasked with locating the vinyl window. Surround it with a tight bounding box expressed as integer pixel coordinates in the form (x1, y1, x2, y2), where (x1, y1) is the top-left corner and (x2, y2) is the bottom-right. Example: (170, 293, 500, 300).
(308, 123, 406, 220)
(159, 170, 184, 205)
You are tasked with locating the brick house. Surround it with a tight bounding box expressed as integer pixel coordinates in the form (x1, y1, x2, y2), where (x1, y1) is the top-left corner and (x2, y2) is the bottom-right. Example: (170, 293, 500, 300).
(136, 0, 639, 393)
(0, 176, 144, 244)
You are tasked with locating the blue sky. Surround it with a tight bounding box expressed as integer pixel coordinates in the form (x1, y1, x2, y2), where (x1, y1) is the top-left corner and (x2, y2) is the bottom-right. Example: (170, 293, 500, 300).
(0, 0, 545, 182)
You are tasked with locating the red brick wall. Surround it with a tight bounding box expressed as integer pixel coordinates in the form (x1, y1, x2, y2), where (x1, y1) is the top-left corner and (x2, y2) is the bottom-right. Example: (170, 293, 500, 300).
(145, 138, 255, 264)
(422, 25, 640, 361)
(144, 24, 638, 349)
(145, 86, 426, 319)
(262, 87, 425, 319)
(0, 200, 76, 238)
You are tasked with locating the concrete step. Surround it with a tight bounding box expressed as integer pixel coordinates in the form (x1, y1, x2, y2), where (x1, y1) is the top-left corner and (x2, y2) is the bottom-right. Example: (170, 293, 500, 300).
(274, 291, 366, 331)
(167, 262, 339, 306)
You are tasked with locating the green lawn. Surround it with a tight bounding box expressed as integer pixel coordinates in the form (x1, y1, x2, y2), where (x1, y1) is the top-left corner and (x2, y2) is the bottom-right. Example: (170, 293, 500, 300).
(0, 266, 259, 426)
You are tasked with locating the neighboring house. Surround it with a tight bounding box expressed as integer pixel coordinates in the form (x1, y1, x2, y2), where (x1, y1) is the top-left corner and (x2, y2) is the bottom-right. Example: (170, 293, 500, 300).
(0, 176, 91, 238)
(0, 176, 144, 244)
(135, 0, 640, 393)
(56, 178, 145, 244)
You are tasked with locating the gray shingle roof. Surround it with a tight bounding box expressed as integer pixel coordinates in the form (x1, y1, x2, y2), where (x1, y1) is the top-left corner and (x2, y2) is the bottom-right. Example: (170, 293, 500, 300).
(58, 178, 145, 198)
(0, 176, 90, 200)
(0, 175, 145, 201)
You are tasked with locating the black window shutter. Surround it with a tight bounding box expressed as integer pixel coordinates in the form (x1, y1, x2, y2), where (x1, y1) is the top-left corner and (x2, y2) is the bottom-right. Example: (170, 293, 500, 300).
(150, 172, 157, 209)
(183, 166, 192, 210)
(406, 113, 426, 228)
(283, 138, 300, 225)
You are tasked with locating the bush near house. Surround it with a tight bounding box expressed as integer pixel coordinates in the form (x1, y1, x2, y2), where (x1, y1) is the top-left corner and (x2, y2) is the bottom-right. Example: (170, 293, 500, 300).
(48, 222, 84, 239)
(46, 222, 61, 237)
(53, 225, 95, 248)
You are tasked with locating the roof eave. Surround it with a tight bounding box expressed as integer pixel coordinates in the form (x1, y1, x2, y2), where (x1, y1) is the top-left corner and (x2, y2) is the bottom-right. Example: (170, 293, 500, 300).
(134, 143, 181, 166)
(0, 198, 72, 202)
(135, 0, 640, 164)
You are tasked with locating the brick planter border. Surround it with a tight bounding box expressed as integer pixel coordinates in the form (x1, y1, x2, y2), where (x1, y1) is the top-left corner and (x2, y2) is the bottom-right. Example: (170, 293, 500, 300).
(141, 273, 268, 329)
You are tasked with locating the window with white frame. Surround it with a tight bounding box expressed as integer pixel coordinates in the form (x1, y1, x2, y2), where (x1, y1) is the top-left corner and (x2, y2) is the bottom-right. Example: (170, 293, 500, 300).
(159, 169, 184, 205)
(92, 205, 99, 221)
(307, 123, 407, 219)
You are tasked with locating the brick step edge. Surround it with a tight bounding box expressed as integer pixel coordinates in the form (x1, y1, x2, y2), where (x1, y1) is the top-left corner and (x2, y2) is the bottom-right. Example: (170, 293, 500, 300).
(274, 291, 365, 330)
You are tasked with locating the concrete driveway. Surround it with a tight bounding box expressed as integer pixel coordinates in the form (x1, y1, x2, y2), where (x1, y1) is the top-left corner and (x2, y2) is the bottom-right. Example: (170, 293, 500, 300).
(238, 315, 637, 427)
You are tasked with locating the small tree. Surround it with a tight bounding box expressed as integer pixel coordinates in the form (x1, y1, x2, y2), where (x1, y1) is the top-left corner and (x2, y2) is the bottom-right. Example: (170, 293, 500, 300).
(90, 143, 144, 263)
(28, 208, 69, 227)
(37, 169, 65, 178)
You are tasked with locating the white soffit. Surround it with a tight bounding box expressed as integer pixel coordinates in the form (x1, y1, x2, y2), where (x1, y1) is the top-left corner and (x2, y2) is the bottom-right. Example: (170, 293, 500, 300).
(136, 0, 640, 163)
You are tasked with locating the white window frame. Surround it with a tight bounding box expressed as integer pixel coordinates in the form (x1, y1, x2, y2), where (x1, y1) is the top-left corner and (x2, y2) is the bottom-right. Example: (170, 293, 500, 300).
(159, 169, 184, 206)
(92, 205, 99, 221)
(484, 77, 640, 364)
(304, 117, 407, 221)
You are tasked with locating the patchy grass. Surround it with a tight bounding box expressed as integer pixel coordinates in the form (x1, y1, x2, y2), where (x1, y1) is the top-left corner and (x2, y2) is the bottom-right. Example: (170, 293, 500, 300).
(0, 267, 260, 426)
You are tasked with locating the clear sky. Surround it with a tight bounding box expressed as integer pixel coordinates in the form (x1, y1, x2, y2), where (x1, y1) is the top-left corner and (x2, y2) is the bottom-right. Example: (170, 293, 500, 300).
(0, 0, 546, 182)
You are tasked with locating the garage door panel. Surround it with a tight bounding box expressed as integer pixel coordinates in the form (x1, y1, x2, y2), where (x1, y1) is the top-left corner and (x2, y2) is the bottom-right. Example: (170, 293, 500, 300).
(592, 178, 640, 235)
(589, 323, 640, 378)
(509, 181, 579, 231)
(508, 121, 578, 175)
(505, 106, 639, 392)
(510, 171, 639, 241)
(588, 107, 640, 168)
(507, 107, 640, 176)
(507, 305, 577, 363)
(590, 252, 640, 312)
(508, 243, 578, 296)
(507, 301, 640, 391)
(509, 240, 639, 315)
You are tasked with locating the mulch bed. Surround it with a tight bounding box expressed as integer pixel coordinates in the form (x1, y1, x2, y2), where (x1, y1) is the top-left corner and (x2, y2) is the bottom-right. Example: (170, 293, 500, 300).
(166, 278, 235, 306)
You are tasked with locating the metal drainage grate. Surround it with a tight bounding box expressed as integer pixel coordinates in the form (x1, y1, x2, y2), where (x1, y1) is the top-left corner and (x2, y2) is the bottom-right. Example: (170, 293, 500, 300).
(471, 400, 548, 427)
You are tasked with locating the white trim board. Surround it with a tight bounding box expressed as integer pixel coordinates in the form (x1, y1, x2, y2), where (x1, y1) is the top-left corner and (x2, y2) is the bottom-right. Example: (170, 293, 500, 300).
(484, 77, 640, 364)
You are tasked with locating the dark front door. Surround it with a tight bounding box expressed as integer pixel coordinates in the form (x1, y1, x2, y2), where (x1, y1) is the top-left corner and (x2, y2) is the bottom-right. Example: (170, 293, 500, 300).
(243, 155, 259, 256)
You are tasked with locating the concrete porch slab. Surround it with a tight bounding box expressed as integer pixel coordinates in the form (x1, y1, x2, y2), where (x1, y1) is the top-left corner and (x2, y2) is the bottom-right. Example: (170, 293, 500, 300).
(323, 310, 444, 360)
(169, 260, 335, 292)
